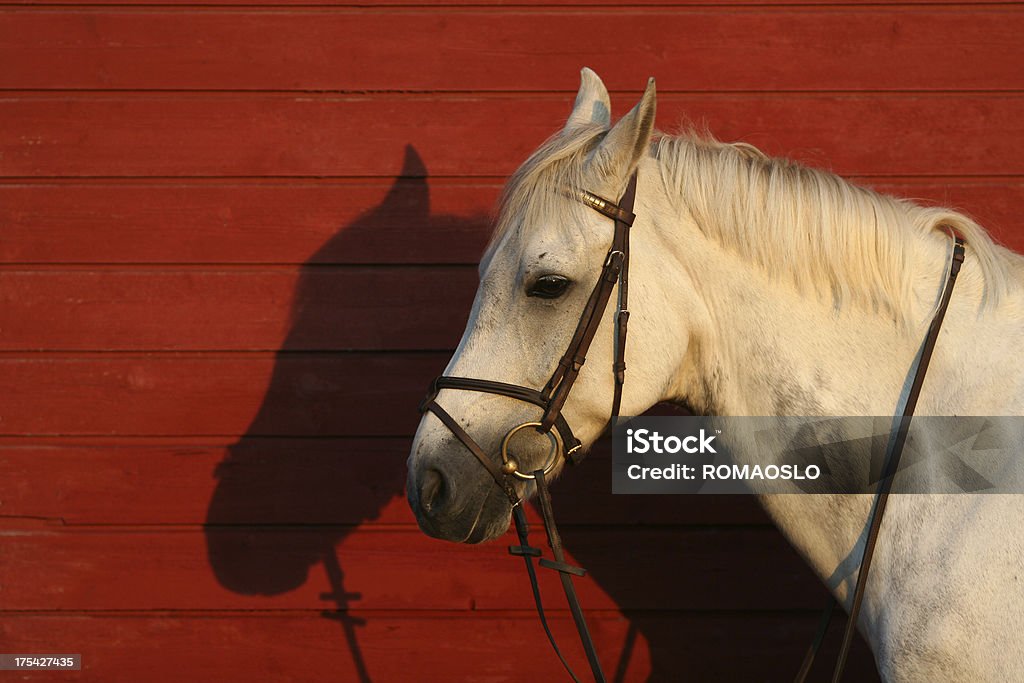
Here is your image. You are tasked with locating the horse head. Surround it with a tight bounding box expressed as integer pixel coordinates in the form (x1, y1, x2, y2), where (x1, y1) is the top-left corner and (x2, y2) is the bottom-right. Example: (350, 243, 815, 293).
(407, 70, 703, 543)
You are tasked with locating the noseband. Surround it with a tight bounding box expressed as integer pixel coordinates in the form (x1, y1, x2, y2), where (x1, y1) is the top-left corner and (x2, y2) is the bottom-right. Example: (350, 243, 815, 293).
(419, 170, 638, 505)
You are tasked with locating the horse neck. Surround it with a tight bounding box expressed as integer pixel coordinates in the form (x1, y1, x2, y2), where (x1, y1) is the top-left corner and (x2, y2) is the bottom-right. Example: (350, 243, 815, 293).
(664, 229, 939, 419)
(643, 143, 1021, 417)
(646, 164, 1004, 599)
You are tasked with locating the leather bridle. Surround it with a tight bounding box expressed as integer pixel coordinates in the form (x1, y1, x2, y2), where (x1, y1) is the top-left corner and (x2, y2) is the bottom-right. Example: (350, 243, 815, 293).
(418, 167, 967, 683)
(419, 170, 637, 506)
(419, 170, 637, 683)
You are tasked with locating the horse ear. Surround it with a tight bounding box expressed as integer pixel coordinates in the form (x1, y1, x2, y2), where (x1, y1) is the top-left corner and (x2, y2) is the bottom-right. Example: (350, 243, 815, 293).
(590, 77, 656, 185)
(564, 67, 611, 131)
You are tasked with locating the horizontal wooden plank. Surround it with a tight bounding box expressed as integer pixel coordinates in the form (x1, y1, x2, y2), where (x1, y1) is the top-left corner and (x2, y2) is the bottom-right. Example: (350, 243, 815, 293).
(3, 178, 1022, 264)
(3, 94, 1023, 177)
(0, 267, 477, 351)
(0, 437, 770, 526)
(0, 437, 415, 525)
(0, 354, 441, 436)
(0, 525, 824, 611)
(0, 612, 880, 683)
(0, 0, 995, 5)
(0, 355, 703, 436)
(0, 178, 498, 264)
(3, 8, 1021, 91)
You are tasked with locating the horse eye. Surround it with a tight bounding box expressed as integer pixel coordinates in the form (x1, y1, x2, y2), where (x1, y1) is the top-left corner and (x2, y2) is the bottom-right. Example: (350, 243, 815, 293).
(527, 275, 571, 299)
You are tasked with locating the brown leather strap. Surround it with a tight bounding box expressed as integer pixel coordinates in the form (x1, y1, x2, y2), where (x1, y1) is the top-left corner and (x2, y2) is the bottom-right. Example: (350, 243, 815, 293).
(541, 172, 638, 433)
(421, 399, 519, 504)
(794, 597, 837, 683)
(795, 236, 966, 683)
(510, 505, 584, 683)
(534, 470, 607, 683)
(423, 376, 583, 457)
(578, 188, 636, 226)
(540, 251, 624, 429)
(610, 174, 636, 419)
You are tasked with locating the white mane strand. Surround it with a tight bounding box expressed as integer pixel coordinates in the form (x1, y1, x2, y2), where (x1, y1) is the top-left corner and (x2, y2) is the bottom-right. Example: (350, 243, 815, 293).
(655, 133, 1016, 320)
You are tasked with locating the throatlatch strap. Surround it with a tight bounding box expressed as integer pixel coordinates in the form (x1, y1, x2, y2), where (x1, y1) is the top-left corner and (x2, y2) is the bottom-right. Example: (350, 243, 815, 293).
(794, 236, 966, 683)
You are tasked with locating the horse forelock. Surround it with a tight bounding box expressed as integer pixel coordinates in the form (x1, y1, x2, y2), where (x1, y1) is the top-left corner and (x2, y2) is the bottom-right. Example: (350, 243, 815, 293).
(480, 124, 610, 275)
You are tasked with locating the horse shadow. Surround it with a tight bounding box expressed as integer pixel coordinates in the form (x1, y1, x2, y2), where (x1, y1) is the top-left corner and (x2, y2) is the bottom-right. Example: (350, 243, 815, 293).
(203, 145, 879, 682)
(204, 145, 464, 682)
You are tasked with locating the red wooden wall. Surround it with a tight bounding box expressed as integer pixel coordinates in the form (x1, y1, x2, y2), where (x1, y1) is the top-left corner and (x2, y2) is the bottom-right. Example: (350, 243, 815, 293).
(2, 2, 1022, 681)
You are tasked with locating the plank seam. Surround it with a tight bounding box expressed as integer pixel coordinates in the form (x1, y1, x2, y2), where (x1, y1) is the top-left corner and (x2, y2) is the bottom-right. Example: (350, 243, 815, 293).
(2, 89, 1024, 96)
(0, 2, 1022, 8)
(0, 607, 836, 617)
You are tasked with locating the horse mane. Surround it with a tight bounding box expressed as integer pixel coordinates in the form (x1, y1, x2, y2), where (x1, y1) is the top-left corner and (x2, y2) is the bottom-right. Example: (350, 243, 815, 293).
(656, 131, 1015, 321)
(486, 125, 1017, 323)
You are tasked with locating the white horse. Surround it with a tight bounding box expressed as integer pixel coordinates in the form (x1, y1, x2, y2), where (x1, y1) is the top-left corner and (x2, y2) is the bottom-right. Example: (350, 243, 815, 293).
(406, 68, 1024, 681)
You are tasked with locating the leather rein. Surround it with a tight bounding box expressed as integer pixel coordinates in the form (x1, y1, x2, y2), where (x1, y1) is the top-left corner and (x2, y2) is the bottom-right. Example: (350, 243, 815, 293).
(418, 168, 966, 683)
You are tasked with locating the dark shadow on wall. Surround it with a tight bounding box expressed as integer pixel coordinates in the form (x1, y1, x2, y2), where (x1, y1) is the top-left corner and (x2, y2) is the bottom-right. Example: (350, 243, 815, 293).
(203, 145, 881, 683)
(204, 146, 460, 683)
(543, 448, 884, 682)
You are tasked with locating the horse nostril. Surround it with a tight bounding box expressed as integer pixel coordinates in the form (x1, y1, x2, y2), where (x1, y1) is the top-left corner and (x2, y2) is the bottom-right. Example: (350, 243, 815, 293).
(419, 468, 447, 515)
